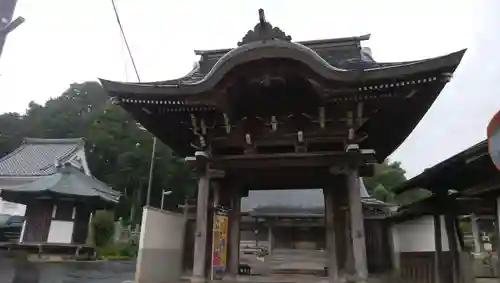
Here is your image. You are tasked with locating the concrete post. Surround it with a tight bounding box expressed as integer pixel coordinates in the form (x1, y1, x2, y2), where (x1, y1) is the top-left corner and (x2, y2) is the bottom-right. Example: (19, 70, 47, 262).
(323, 188, 339, 282)
(228, 188, 241, 277)
(192, 172, 210, 280)
(347, 169, 368, 281)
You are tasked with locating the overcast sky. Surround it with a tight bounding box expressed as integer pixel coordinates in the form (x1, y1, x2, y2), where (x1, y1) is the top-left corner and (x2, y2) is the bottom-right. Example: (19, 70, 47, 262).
(1, 0, 499, 178)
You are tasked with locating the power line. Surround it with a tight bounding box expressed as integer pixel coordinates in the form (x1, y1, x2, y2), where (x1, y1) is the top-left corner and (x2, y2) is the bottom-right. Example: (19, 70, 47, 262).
(110, 0, 141, 82)
(110, 0, 156, 208)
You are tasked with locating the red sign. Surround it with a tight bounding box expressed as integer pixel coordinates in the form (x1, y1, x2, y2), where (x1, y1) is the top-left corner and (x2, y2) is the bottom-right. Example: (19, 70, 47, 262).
(487, 110, 500, 171)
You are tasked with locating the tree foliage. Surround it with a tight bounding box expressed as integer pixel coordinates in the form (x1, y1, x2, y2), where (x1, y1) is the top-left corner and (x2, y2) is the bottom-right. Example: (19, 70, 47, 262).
(0, 81, 195, 223)
(364, 160, 408, 203)
(362, 160, 431, 204)
(91, 210, 116, 247)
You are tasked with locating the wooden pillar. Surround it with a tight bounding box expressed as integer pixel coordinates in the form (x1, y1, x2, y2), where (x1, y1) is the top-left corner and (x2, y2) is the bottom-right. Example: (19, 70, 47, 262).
(470, 214, 483, 253)
(228, 188, 241, 277)
(454, 217, 465, 251)
(209, 183, 219, 280)
(335, 185, 349, 272)
(213, 183, 220, 207)
(388, 223, 400, 277)
(433, 214, 443, 283)
(254, 217, 259, 247)
(347, 170, 368, 281)
(343, 199, 354, 274)
(86, 210, 95, 246)
(323, 188, 339, 282)
(444, 213, 460, 283)
(268, 223, 274, 257)
(192, 171, 210, 279)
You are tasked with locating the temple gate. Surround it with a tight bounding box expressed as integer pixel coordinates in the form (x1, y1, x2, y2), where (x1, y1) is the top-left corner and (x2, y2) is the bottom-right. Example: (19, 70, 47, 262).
(101, 9, 465, 282)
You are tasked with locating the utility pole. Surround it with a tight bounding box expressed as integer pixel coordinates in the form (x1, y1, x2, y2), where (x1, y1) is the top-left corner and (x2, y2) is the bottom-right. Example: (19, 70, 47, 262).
(0, 0, 24, 61)
(145, 136, 156, 206)
(136, 123, 157, 207)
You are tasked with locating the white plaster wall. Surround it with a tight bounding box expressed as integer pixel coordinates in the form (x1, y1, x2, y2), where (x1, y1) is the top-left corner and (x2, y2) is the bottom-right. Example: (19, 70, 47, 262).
(395, 215, 449, 252)
(136, 207, 185, 283)
(47, 220, 74, 244)
(61, 148, 91, 175)
(0, 198, 25, 216)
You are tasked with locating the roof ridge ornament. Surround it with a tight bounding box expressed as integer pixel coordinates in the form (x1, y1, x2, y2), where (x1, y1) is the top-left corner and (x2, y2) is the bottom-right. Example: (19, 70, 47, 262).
(237, 9, 292, 46)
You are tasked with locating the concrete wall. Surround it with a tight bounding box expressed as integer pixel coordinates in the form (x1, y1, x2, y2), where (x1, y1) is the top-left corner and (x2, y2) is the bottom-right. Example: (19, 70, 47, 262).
(135, 206, 185, 283)
(395, 215, 449, 252)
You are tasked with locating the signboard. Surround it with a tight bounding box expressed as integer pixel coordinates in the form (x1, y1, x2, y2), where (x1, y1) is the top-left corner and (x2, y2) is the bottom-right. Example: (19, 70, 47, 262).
(487, 110, 500, 171)
(211, 207, 229, 279)
(0, 0, 18, 58)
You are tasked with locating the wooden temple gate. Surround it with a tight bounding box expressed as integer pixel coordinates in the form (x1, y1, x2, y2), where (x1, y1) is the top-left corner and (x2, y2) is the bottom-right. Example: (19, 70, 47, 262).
(101, 9, 465, 282)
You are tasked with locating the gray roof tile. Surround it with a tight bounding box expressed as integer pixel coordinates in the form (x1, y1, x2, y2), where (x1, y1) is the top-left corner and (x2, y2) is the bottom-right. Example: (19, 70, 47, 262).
(241, 178, 389, 215)
(157, 35, 424, 87)
(0, 138, 83, 176)
(1, 165, 120, 203)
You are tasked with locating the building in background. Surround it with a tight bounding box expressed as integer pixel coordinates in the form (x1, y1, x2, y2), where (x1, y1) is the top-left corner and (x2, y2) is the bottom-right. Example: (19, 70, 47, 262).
(0, 138, 92, 216)
(1, 163, 120, 245)
(240, 179, 394, 273)
(0, 0, 23, 60)
(0, 138, 120, 245)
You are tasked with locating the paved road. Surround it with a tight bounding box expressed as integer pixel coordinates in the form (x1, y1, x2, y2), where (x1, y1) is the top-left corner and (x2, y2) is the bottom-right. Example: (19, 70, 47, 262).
(0, 258, 135, 283)
(240, 248, 327, 275)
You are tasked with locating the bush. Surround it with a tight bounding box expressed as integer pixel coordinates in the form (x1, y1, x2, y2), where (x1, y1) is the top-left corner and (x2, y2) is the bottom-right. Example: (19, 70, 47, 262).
(99, 242, 138, 260)
(92, 210, 115, 247)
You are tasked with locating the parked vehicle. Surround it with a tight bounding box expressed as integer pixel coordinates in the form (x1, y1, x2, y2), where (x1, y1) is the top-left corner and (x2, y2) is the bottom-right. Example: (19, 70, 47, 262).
(0, 214, 24, 242)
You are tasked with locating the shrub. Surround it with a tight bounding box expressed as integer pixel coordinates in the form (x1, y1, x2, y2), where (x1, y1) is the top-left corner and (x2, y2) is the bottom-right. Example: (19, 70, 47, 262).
(99, 242, 138, 260)
(92, 210, 115, 247)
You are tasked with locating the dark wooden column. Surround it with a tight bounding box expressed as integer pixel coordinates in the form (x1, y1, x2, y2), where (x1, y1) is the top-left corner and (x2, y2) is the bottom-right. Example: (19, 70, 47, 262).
(72, 204, 92, 244)
(388, 223, 400, 277)
(334, 183, 349, 273)
(228, 186, 241, 277)
(347, 170, 368, 280)
(433, 214, 443, 283)
(22, 200, 52, 243)
(267, 222, 274, 257)
(323, 187, 339, 282)
(192, 157, 210, 280)
(205, 184, 215, 279)
(444, 213, 460, 283)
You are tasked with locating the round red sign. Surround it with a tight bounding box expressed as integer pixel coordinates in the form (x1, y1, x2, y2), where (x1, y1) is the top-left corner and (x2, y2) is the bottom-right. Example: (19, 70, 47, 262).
(487, 110, 500, 171)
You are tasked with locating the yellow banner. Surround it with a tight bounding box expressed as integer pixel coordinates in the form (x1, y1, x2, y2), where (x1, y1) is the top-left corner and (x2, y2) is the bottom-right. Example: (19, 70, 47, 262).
(212, 212, 229, 274)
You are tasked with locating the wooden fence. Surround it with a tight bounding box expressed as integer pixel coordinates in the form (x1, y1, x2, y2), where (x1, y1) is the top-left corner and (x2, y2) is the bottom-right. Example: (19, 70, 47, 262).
(399, 251, 473, 283)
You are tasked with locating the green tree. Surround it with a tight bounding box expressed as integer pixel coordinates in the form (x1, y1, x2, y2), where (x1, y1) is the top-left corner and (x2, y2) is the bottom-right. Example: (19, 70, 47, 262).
(0, 81, 195, 224)
(363, 160, 431, 204)
(363, 160, 407, 203)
